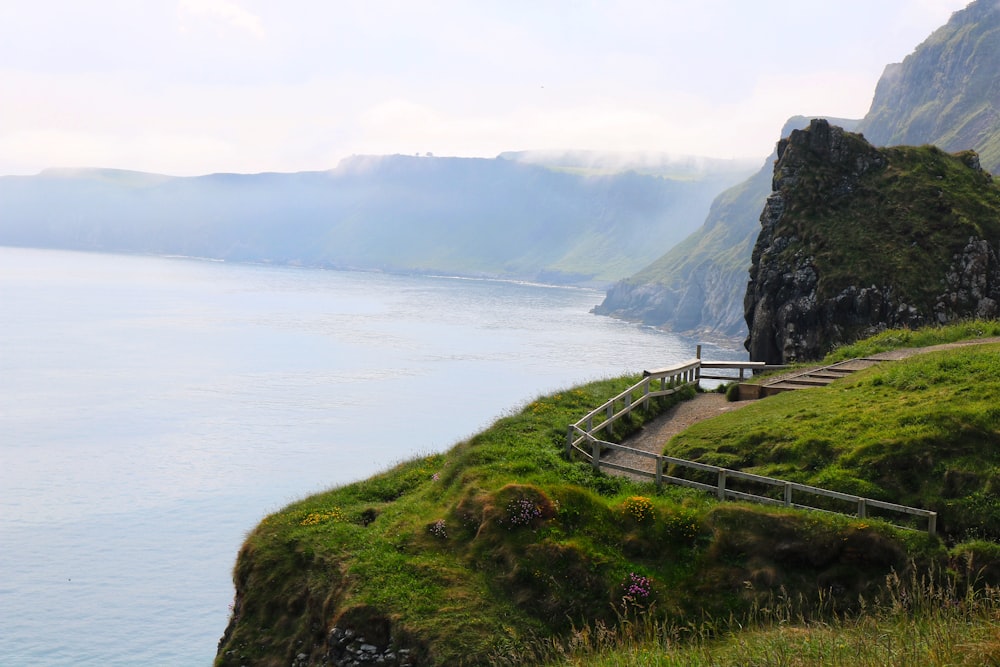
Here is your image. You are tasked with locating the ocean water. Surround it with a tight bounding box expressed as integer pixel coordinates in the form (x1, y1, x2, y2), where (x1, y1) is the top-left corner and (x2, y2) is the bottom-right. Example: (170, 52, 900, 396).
(0, 246, 744, 665)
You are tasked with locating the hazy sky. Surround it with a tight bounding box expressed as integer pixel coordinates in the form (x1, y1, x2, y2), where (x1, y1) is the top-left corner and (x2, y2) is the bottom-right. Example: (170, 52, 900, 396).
(0, 0, 973, 176)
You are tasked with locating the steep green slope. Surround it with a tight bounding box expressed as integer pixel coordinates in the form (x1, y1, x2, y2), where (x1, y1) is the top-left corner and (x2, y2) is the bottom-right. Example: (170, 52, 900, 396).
(858, 0, 1000, 173)
(671, 337, 1000, 541)
(216, 326, 1000, 665)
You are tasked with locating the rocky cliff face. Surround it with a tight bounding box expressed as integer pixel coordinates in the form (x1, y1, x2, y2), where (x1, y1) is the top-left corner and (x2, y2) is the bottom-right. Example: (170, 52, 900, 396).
(744, 119, 1000, 364)
(858, 0, 1000, 172)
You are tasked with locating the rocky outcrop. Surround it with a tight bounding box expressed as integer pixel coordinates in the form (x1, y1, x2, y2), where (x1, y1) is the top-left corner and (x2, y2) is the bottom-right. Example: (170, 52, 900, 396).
(593, 116, 858, 340)
(938, 236, 1000, 322)
(744, 119, 1000, 364)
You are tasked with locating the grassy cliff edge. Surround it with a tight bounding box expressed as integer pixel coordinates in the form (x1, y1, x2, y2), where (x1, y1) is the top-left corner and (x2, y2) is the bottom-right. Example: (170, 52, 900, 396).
(217, 323, 1000, 666)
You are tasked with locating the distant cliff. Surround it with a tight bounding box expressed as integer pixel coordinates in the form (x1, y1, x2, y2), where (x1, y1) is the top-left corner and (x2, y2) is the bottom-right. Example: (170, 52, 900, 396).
(597, 0, 1000, 338)
(858, 0, 1000, 172)
(744, 119, 1000, 364)
(0, 154, 752, 288)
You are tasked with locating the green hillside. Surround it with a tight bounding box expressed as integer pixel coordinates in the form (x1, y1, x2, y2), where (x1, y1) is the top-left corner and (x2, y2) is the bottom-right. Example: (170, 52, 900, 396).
(217, 323, 1000, 666)
(859, 0, 1000, 173)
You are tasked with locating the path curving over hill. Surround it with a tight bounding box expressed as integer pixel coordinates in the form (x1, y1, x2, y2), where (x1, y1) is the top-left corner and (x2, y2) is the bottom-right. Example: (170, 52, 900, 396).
(611, 336, 1000, 478)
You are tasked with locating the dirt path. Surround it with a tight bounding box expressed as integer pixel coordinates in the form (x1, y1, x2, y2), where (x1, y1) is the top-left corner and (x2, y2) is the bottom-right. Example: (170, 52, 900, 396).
(606, 336, 1000, 479)
(864, 336, 1000, 360)
(606, 392, 748, 479)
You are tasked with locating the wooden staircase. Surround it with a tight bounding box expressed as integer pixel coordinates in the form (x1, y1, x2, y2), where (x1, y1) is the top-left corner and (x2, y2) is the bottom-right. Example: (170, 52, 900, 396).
(739, 358, 886, 398)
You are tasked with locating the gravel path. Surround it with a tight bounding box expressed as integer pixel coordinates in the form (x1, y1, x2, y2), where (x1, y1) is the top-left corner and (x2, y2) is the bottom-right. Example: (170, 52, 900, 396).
(606, 393, 748, 479)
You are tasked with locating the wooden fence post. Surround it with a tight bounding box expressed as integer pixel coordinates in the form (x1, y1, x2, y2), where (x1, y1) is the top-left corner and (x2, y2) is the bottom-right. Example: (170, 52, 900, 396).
(857, 498, 867, 519)
(591, 439, 601, 470)
(566, 425, 574, 457)
(928, 513, 937, 537)
(717, 469, 727, 500)
(655, 457, 664, 487)
(784, 482, 792, 507)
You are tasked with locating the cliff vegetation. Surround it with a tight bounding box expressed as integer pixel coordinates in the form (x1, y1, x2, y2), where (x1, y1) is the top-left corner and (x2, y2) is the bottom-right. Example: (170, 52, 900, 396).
(745, 119, 1000, 363)
(218, 323, 1000, 666)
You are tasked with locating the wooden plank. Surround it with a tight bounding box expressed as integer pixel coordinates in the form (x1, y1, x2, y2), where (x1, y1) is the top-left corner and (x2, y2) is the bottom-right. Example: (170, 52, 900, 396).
(725, 490, 785, 506)
(598, 461, 655, 478)
(659, 475, 716, 493)
(788, 483, 864, 504)
(865, 498, 936, 518)
(725, 469, 787, 487)
(598, 442, 660, 459)
(698, 373, 750, 381)
(661, 455, 721, 474)
(643, 359, 701, 378)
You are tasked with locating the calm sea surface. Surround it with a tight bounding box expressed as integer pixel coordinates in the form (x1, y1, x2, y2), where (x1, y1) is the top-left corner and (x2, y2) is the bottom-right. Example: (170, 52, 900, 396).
(0, 246, 744, 665)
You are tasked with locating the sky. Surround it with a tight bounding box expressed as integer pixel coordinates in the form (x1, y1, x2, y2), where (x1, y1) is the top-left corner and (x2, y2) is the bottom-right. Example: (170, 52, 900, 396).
(0, 0, 974, 177)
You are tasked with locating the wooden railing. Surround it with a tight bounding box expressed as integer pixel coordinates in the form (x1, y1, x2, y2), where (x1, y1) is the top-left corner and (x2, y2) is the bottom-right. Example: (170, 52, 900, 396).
(565, 359, 701, 450)
(566, 357, 938, 537)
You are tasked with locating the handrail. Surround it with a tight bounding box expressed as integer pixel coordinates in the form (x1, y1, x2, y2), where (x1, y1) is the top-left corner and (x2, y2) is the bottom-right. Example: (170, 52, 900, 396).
(567, 432, 937, 536)
(567, 359, 701, 451)
(565, 355, 938, 537)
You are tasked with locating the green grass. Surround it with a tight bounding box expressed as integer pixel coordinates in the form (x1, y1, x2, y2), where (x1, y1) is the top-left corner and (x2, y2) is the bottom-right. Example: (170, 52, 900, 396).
(824, 319, 1000, 361)
(218, 379, 723, 665)
(670, 342, 1000, 540)
(218, 326, 1000, 666)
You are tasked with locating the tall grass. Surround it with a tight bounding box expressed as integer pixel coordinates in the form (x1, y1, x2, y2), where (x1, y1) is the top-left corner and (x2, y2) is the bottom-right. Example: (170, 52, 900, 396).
(824, 319, 1000, 362)
(539, 561, 1000, 667)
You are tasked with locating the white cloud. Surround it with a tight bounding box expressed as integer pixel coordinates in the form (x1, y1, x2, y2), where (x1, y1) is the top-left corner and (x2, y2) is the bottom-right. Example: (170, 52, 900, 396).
(177, 0, 264, 39)
(0, 0, 977, 175)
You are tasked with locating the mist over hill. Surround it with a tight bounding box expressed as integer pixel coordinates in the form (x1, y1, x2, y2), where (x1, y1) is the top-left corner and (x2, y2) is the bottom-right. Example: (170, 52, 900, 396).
(595, 0, 1000, 339)
(0, 153, 754, 288)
